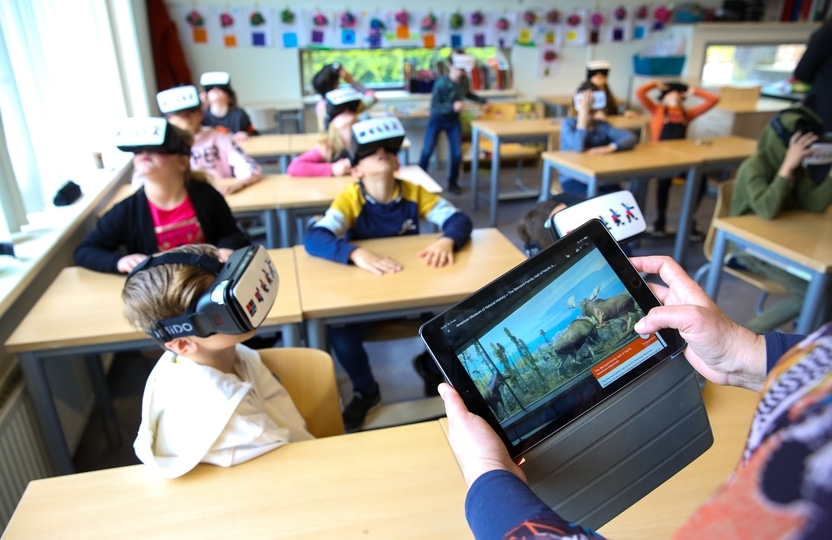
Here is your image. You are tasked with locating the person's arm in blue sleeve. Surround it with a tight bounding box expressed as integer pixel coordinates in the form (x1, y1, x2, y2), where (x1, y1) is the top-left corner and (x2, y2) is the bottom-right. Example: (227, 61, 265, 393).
(304, 225, 357, 264)
(763, 332, 807, 373)
(559, 118, 587, 152)
(439, 211, 473, 250)
(605, 124, 637, 151)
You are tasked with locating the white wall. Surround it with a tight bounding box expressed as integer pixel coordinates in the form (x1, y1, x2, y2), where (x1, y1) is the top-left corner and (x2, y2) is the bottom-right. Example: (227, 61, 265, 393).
(164, 0, 726, 106)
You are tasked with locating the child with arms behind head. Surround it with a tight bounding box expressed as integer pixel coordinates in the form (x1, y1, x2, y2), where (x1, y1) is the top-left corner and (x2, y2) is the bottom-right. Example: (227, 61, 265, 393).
(124, 243, 313, 478)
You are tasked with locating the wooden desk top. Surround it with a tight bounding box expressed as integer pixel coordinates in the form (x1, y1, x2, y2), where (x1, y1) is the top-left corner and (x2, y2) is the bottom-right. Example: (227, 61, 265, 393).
(714, 208, 832, 273)
(537, 94, 573, 106)
(472, 115, 647, 138)
(237, 134, 293, 158)
(655, 136, 757, 165)
(295, 228, 525, 319)
(599, 382, 760, 539)
(2, 421, 472, 540)
(4, 249, 302, 354)
(542, 142, 700, 178)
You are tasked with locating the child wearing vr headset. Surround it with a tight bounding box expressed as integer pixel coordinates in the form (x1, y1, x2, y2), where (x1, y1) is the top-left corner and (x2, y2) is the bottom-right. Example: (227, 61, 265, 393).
(312, 63, 377, 132)
(123, 243, 313, 478)
(152, 85, 262, 196)
(728, 104, 832, 333)
(418, 50, 488, 195)
(585, 60, 635, 119)
(305, 117, 474, 430)
(74, 118, 249, 274)
(199, 71, 258, 143)
(287, 87, 362, 177)
(559, 82, 637, 197)
(636, 79, 719, 238)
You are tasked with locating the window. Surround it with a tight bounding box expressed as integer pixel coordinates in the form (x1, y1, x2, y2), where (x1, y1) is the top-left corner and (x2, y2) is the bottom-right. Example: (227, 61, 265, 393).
(0, 0, 138, 224)
(301, 47, 501, 94)
(701, 43, 807, 87)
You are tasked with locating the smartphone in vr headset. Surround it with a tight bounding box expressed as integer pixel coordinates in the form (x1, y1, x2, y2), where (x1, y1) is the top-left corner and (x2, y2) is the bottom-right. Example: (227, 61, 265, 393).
(574, 90, 607, 111)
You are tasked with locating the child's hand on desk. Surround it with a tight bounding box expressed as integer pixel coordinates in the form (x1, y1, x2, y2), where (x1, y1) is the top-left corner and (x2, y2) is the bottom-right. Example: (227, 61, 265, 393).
(587, 144, 616, 155)
(349, 248, 403, 276)
(623, 110, 638, 119)
(117, 253, 148, 274)
(417, 237, 455, 268)
(232, 131, 250, 143)
(215, 181, 245, 196)
(453, 101, 464, 113)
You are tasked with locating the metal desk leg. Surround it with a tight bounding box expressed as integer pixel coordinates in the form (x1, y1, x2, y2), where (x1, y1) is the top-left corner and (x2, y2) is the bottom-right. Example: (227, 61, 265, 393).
(280, 155, 288, 173)
(18, 352, 73, 475)
(263, 210, 279, 249)
(281, 323, 300, 348)
(85, 355, 121, 448)
(705, 229, 728, 299)
(489, 136, 501, 227)
(587, 177, 598, 198)
(471, 127, 480, 210)
(306, 319, 327, 351)
(539, 162, 553, 202)
(673, 166, 701, 265)
(797, 274, 830, 335)
(277, 209, 291, 248)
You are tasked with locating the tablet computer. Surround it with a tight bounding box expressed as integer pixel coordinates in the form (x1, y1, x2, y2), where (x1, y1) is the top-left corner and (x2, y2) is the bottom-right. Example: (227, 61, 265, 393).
(421, 220, 712, 527)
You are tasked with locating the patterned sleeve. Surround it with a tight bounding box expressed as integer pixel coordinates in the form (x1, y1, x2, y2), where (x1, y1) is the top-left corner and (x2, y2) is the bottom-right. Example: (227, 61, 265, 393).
(226, 139, 263, 183)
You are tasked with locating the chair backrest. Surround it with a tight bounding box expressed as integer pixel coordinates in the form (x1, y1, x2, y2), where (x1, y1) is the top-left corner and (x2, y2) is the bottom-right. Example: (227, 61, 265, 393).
(258, 347, 345, 438)
(717, 85, 761, 109)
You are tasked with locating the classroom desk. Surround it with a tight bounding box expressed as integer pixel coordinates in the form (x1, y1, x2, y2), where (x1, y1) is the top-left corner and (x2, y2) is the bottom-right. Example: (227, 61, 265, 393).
(295, 228, 525, 350)
(237, 133, 293, 171)
(537, 94, 573, 117)
(2, 421, 472, 540)
(4, 249, 303, 476)
(597, 382, 760, 539)
(471, 115, 647, 227)
(540, 136, 754, 265)
(705, 208, 832, 335)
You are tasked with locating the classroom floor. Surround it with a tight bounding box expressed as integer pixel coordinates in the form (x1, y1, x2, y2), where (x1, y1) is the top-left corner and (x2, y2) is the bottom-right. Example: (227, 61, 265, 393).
(72, 164, 770, 473)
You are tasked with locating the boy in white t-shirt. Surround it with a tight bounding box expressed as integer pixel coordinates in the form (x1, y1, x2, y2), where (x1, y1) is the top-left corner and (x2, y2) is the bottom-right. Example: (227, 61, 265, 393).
(123, 243, 313, 478)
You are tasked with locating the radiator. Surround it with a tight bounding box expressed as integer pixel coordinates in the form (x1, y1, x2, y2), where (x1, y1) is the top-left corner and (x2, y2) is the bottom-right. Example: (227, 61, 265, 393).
(0, 367, 51, 532)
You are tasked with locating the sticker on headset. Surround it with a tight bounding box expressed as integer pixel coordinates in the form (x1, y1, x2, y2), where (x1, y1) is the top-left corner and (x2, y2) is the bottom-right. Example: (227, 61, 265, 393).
(803, 142, 832, 166)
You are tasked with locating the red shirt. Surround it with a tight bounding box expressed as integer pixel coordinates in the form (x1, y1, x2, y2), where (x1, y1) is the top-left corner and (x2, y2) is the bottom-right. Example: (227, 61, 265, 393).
(147, 196, 206, 251)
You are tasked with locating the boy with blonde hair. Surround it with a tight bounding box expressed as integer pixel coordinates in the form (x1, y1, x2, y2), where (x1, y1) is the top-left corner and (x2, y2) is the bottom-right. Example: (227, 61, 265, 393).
(124, 243, 313, 478)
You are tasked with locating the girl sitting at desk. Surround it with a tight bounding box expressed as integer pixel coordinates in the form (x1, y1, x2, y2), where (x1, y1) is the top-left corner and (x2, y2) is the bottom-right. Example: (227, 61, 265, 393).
(144, 85, 262, 196)
(287, 88, 363, 177)
(559, 83, 637, 197)
(74, 118, 249, 274)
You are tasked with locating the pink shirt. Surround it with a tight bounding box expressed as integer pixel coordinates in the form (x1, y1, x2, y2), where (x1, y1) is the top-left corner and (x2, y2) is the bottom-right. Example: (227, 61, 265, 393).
(191, 127, 262, 181)
(148, 195, 206, 251)
(286, 148, 334, 177)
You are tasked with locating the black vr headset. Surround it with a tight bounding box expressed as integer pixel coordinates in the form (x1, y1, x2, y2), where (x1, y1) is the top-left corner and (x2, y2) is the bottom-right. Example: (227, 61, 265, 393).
(770, 106, 825, 146)
(658, 82, 689, 101)
(349, 117, 406, 166)
(115, 117, 191, 156)
(324, 87, 364, 129)
(125, 245, 279, 343)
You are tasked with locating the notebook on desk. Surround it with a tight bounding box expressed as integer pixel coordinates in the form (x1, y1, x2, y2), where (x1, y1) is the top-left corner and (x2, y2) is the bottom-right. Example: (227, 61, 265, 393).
(421, 219, 713, 529)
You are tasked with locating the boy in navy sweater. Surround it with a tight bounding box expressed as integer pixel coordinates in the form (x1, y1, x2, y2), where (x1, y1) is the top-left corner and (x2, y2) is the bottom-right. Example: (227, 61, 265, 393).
(418, 50, 487, 194)
(306, 118, 473, 430)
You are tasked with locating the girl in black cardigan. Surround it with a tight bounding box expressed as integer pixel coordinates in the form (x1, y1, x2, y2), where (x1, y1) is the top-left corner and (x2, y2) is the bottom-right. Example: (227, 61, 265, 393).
(74, 124, 248, 274)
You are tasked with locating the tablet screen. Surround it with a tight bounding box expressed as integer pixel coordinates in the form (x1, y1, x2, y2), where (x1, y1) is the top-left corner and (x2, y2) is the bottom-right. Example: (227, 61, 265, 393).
(420, 219, 686, 458)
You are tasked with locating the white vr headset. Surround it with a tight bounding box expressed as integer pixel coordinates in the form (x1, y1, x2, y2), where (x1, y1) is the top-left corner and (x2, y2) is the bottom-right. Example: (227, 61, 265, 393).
(126, 245, 279, 343)
(324, 87, 364, 129)
(200, 71, 232, 89)
(156, 85, 201, 115)
(349, 117, 406, 165)
(115, 117, 191, 155)
(574, 90, 608, 111)
(451, 54, 476, 71)
(548, 190, 646, 244)
(803, 143, 832, 166)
